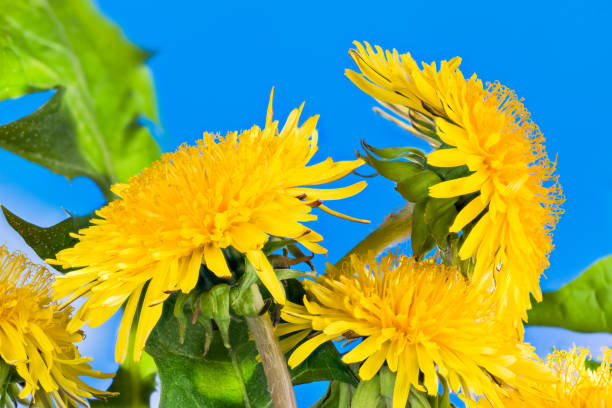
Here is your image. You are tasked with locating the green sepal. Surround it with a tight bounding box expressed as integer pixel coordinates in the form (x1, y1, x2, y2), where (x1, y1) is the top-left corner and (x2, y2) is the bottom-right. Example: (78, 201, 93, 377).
(396, 170, 442, 203)
(362, 141, 426, 164)
(173, 293, 190, 344)
(351, 376, 385, 408)
(362, 149, 422, 182)
(1, 206, 93, 272)
(199, 284, 232, 348)
(311, 381, 354, 408)
(424, 197, 458, 246)
(411, 201, 436, 260)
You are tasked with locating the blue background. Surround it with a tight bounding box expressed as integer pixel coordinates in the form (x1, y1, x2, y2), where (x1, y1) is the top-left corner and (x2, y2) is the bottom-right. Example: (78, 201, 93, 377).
(1, 1, 611, 406)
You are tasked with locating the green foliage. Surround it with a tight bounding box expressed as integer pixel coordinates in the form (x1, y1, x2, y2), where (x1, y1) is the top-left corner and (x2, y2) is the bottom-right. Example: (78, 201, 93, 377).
(147, 297, 358, 408)
(528, 255, 612, 333)
(1, 206, 92, 271)
(0, 0, 160, 195)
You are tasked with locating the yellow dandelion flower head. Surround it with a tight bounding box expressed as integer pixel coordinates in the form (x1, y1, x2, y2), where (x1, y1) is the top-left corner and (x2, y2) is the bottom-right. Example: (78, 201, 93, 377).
(49, 89, 368, 363)
(471, 346, 612, 407)
(346, 41, 564, 320)
(0, 246, 113, 408)
(279, 253, 553, 408)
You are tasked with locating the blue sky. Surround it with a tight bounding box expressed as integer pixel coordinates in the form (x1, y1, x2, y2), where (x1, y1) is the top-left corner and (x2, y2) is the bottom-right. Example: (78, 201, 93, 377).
(1, 0, 611, 406)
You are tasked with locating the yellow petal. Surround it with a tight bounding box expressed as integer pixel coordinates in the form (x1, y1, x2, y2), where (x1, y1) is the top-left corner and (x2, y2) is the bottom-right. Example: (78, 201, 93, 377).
(427, 148, 468, 168)
(115, 284, 144, 363)
(359, 342, 389, 381)
(429, 171, 488, 198)
(450, 195, 489, 232)
(204, 245, 231, 278)
(246, 250, 285, 305)
(287, 333, 335, 368)
(180, 248, 204, 293)
(458, 213, 491, 260)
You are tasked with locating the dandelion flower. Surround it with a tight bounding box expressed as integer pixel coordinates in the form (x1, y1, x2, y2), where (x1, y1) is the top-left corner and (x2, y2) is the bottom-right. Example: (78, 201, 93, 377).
(49, 90, 368, 362)
(471, 346, 612, 407)
(0, 246, 113, 408)
(279, 254, 553, 408)
(346, 42, 563, 321)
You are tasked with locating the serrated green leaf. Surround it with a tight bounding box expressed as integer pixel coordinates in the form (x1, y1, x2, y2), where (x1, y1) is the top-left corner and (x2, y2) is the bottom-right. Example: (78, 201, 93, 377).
(147, 296, 359, 408)
(527, 255, 612, 333)
(1, 205, 92, 271)
(147, 297, 272, 408)
(0, 0, 160, 194)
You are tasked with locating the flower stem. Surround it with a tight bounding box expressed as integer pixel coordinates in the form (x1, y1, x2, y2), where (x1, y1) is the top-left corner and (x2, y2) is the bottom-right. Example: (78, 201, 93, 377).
(244, 285, 297, 408)
(336, 203, 413, 267)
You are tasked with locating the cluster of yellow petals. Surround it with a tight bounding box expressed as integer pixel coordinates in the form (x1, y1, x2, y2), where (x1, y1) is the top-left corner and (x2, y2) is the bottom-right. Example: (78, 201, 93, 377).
(471, 346, 612, 407)
(346, 42, 563, 324)
(278, 253, 554, 408)
(49, 90, 368, 362)
(0, 246, 112, 408)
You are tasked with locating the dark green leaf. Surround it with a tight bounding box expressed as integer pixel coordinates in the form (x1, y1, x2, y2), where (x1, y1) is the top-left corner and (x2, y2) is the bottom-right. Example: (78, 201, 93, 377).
(0, 0, 160, 194)
(146, 297, 273, 408)
(1, 205, 92, 271)
(527, 255, 612, 333)
(147, 296, 357, 408)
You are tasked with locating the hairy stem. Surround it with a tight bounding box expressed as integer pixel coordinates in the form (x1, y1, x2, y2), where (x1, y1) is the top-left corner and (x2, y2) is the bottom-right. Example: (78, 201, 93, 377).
(244, 285, 297, 408)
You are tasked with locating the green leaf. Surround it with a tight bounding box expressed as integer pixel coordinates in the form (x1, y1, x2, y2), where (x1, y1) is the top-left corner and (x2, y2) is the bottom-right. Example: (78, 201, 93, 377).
(527, 255, 612, 333)
(147, 297, 272, 408)
(147, 296, 357, 408)
(1, 205, 92, 271)
(0, 0, 160, 194)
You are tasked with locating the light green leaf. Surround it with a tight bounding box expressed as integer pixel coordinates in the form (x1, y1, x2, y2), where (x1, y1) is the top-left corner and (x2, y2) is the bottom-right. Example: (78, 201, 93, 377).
(0, 0, 160, 194)
(528, 255, 612, 333)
